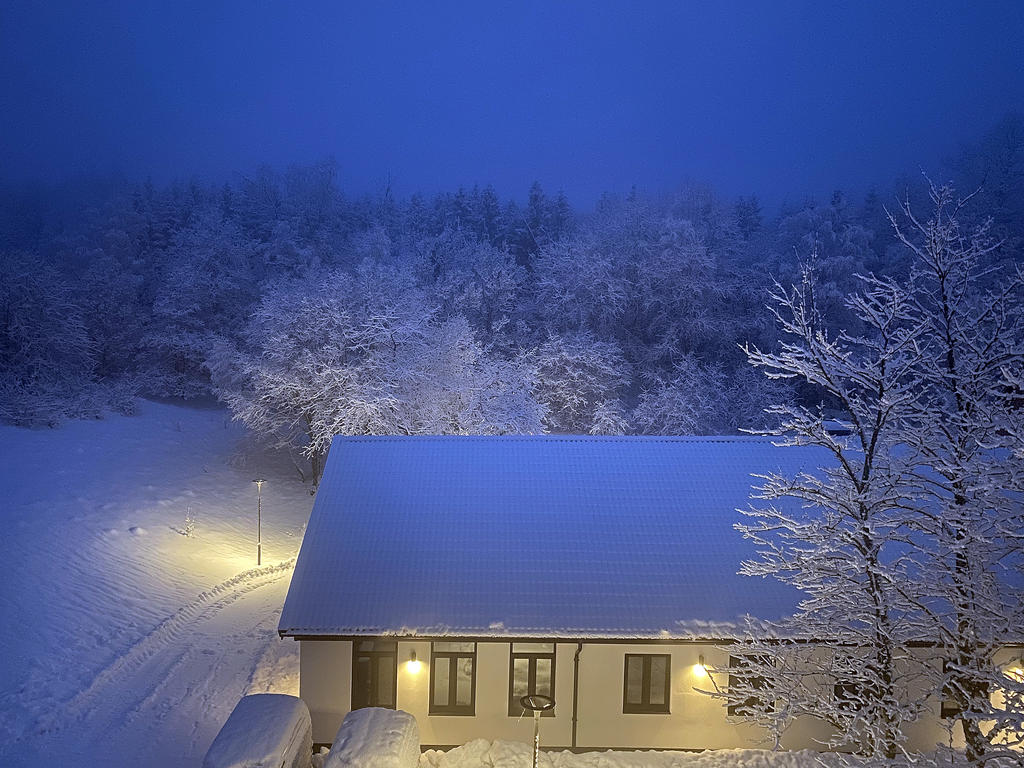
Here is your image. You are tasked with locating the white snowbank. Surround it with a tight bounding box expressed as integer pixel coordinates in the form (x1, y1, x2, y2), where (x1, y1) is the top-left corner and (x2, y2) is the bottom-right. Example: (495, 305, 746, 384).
(419, 742, 1019, 768)
(420, 741, 852, 768)
(325, 707, 420, 768)
(202, 693, 312, 768)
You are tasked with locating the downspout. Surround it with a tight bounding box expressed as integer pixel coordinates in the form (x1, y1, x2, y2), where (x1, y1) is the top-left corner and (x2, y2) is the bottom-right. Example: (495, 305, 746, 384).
(571, 642, 583, 749)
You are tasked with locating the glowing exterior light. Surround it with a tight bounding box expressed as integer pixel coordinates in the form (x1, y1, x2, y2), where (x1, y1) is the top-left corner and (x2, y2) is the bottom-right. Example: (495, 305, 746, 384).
(694, 654, 708, 677)
(407, 649, 422, 674)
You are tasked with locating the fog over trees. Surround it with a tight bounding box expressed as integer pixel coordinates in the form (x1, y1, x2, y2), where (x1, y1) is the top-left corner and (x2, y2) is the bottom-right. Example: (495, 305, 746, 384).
(1, 115, 1022, 488)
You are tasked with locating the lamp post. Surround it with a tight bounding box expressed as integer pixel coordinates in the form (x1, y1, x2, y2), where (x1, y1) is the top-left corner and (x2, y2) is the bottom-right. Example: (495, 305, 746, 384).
(520, 694, 554, 768)
(253, 479, 265, 565)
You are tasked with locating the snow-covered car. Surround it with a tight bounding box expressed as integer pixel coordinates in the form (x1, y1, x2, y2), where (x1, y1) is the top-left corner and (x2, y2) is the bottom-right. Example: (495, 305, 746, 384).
(203, 693, 313, 768)
(323, 707, 420, 768)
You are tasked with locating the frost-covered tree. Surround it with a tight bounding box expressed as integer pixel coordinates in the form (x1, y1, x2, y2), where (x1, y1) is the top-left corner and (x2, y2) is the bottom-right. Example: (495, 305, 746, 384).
(141, 214, 259, 397)
(400, 314, 546, 436)
(0, 252, 132, 425)
(533, 237, 627, 339)
(411, 229, 526, 341)
(716, 185, 1024, 761)
(772, 196, 880, 332)
(528, 331, 631, 434)
(633, 356, 792, 435)
(714, 266, 929, 758)
(735, 195, 763, 240)
(889, 183, 1024, 763)
(210, 261, 543, 483)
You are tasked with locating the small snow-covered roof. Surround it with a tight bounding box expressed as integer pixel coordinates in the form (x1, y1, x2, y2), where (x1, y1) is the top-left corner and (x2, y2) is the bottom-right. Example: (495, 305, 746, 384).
(279, 435, 831, 640)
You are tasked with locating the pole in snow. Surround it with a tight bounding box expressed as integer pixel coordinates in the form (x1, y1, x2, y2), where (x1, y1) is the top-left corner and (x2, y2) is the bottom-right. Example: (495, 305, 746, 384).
(253, 479, 265, 565)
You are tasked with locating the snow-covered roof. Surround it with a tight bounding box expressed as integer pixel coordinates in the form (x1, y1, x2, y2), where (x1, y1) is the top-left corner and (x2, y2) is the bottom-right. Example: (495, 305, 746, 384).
(279, 435, 832, 640)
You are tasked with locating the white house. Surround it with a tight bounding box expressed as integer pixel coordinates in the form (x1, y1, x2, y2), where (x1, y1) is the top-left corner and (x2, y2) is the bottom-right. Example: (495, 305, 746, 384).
(277, 435, 1004, 751)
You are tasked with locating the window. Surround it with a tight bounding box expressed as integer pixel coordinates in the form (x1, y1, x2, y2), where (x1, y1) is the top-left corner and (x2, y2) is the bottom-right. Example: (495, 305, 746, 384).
(509, 643, 556, 717)
(728, 655, 773, 716)
(941, 660, 962, 719)
(430, 642, 476, 715)
(623, 653, 671, 714)
(352, 640, 397, 710)
(834, 680, 863, 711)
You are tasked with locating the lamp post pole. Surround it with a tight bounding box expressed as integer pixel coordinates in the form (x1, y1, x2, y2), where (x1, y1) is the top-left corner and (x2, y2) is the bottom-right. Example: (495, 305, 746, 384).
(253, 479, 265, 565)
(519, 695, 554, 768)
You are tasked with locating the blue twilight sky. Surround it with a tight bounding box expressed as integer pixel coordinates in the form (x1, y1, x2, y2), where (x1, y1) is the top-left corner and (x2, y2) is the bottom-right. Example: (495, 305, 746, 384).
(1, 0, 1022, 206)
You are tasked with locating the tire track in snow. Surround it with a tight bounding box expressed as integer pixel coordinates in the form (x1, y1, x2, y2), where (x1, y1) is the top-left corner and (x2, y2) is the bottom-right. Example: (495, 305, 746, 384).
(26, 558, 295, 740)
(70, 579, 291, 768)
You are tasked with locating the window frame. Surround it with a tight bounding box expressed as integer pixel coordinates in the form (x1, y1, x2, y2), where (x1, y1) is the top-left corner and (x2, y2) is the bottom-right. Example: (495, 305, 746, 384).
(508, 643, 557, 717)
(622, 653, 671, 714)
(351, 640, 398, 711)
(429, 642, 477, 716)
(727, 654, 774, 717)
(940, 660, 963, 719)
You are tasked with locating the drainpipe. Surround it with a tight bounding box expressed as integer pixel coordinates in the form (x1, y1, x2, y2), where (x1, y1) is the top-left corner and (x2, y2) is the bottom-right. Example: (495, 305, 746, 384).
(571, 642, 583, 749)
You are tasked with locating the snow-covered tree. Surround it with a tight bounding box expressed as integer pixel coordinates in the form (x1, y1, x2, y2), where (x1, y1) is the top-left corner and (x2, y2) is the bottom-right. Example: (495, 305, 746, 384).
(533, 237, 627, 340)
(528, 331, 631, 434)
(400, 314, 546, 436)
(716, 185, 1024, 761)
(633, 356, 792, 435)
(889, 182, 1024, 763)
(0, 252, 100, 425)
(411, 229, 526, 342)
(713, 265, 929, 758)
(141, 213, 259, 398)
(210, 261, 543, 483)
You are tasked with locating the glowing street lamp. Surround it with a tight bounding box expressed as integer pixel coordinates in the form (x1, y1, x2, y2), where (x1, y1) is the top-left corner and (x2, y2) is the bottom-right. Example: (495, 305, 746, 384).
(253, 479, 265, 565)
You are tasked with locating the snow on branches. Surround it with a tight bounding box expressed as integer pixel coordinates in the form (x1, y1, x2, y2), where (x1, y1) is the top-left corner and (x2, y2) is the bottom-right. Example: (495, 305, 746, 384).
(209, 260, 543, 483)
(716, 184, 1024, 764)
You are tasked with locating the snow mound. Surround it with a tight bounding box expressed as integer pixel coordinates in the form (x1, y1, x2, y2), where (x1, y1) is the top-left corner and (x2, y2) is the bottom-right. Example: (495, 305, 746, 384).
(324, 707, 419, 768)
(418, 742, 856, 768)
(128, 526, 147, 535)
(202, 693, 312, 768)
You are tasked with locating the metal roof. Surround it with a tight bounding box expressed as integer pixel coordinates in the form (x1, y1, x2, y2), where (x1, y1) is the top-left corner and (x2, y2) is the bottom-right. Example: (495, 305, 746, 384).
(279, 435, 830, 640)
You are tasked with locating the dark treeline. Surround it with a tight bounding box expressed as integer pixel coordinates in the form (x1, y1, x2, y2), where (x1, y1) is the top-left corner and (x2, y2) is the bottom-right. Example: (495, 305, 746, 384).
(1, 114, 1022, 479)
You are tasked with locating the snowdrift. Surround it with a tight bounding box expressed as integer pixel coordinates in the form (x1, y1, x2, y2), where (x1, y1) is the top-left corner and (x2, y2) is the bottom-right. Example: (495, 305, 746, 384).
(324, 707, 420, 768)
(202, 693, 312, 768)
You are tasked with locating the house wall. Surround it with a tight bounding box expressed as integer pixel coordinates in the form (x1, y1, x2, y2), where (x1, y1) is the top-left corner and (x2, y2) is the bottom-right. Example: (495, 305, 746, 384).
(396, 641, 576, 748)
(298, 639, 993, 751)
(573, 643, 837, 751)
(300, 639, 353, 744)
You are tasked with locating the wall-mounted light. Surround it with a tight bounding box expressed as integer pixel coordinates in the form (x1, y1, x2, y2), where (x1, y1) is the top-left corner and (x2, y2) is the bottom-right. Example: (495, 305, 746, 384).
(407, 649, 422, 674)
(694, 654, 708, 677)
(1006, 658, 1023, 683)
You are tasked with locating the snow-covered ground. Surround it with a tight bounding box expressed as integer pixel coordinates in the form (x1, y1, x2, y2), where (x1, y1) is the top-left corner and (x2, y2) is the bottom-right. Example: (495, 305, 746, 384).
(417, 740, 851, 768)
(0, 399, 314, 767)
